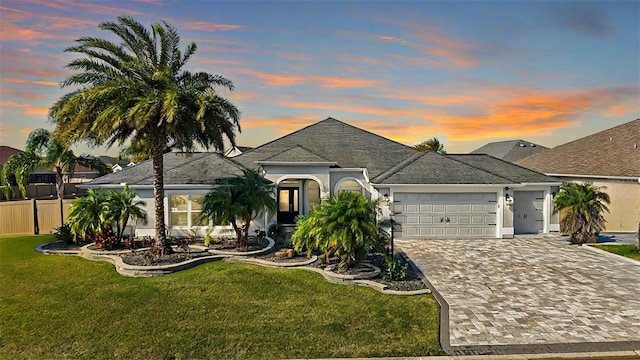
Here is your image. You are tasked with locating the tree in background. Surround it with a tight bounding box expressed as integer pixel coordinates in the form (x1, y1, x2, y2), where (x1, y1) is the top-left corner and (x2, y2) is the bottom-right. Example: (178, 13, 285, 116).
(553, 182, 610, 244)
(201, 169, 276, 248)
(1, 129, 108, 200)
(49, 16, 240, 253)
(412, 137, 445, 153)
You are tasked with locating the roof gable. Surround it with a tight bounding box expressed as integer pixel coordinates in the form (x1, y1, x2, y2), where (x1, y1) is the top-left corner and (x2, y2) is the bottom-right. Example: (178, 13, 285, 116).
(372, 152, 514, 184)
(235, 117, 413, 178)
(517, 119, 640, 177)
(372, 152, 559, 185)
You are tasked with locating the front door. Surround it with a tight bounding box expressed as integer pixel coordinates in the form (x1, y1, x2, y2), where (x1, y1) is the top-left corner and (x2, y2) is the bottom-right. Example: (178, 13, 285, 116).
(513, 191, 544, 234)
(277, 188, 299, 224)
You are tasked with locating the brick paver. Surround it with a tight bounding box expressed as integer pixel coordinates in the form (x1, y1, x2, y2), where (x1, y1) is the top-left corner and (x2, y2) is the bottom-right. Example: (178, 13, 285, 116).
(397, 236, 640, 354)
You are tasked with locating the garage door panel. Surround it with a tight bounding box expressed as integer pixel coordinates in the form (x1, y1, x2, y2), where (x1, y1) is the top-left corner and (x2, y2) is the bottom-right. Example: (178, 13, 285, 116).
(406, 215, 419, 224)
(406, 204, 419, 213)
(396, 192, 497, 238)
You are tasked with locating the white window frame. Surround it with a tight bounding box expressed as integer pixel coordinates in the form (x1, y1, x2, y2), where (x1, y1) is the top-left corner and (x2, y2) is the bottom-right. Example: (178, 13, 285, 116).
(168, 192, 210, 229)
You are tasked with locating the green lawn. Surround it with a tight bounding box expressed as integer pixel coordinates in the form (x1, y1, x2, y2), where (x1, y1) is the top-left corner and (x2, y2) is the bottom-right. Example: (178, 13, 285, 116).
(0, 235, 442, 359)
(592, 244, 640, 261)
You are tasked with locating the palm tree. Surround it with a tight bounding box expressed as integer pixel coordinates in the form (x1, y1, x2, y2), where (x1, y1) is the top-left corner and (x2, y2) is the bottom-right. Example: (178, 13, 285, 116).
(553, 182, 610, 244)
(1, 129, 108, 200)
(412, 137, 445, 153)
(49, 16, 240, 252)
(67, 188, 110, 240)
(105, 185, 148, 242)
(292, 191, 378, 268)
(201, 169, 276, 248)
(1, 151, 40, 199)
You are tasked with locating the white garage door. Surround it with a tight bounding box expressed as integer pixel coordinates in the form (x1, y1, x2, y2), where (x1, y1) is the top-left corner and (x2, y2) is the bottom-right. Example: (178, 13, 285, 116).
(394, 193, 497, 238)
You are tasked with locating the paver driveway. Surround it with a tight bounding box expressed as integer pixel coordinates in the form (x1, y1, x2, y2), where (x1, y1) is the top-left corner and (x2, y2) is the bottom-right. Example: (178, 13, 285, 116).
(397, 236, 640, 355)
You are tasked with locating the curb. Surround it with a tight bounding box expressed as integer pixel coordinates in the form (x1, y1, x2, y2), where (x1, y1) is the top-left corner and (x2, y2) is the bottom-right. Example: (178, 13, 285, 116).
(297, 349, 640, 359)
(582, 244, 640, 266)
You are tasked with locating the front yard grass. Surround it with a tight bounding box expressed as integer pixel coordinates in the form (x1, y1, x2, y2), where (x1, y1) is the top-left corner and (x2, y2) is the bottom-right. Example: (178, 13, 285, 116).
(592, 244, 640, 261)
(0, 235, 442, 359)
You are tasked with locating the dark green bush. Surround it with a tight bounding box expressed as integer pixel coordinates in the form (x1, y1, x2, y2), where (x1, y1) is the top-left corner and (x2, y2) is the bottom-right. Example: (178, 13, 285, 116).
(382, 255, 408, 281)
(53, 223, 75, 245)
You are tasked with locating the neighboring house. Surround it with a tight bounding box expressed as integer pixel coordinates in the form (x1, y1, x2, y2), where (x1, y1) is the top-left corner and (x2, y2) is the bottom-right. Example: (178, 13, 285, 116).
(471, 139, 549, 162)
(517, 119, 640, 233)
(0, 145, 56, 184)
(82, 117, 562, 239)
(97, 155, 136, 173)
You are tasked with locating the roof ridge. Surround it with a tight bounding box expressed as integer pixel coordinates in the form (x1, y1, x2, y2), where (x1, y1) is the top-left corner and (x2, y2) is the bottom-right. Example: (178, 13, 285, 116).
(129, 152, 226, 184)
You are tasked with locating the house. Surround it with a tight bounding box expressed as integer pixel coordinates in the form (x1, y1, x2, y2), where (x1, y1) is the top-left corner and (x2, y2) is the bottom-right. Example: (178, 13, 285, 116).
(97, 155, 136, 173)
(0, 145, 56, 184)
(517, 119, 640, 232)
(471, 139, 549, 162)
(82, 117, 562, 239)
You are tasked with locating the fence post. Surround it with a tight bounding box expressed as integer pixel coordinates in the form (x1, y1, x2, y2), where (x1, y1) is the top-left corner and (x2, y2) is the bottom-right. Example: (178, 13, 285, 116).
(33, 199, 39, 235)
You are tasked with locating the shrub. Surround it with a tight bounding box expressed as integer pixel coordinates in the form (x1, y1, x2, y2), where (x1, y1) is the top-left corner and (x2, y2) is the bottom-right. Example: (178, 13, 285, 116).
(92, 226, 119, 250)
(382, 255, 408, 281)
(292, 192, 378, 268)
(53, 223, 75, 245)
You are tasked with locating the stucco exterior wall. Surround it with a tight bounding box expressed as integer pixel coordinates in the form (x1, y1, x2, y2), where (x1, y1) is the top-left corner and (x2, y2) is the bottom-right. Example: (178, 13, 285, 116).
(562, 178, 640, 232)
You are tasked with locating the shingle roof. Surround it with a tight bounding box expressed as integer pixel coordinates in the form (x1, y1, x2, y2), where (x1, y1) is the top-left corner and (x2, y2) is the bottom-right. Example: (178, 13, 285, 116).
(471, 139, 549, 162)
(372, 152, 559, 185)
(0, 146, 23, 165)
(235, 117, 413, 178)
(448, 154, 558, 183)
(517, 119, 640, 178)
(261, 145, 334, 164)
(86, 152, 245, 186)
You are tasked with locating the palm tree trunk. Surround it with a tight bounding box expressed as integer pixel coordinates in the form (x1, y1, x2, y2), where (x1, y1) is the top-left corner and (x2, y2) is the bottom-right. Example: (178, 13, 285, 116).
(151, 144, 169, 253)
(56, 167, 64, 199)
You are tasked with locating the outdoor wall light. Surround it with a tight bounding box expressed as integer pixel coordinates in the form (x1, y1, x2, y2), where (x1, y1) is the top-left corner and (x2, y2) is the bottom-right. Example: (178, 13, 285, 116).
(505, 193, 513, 206)
(551, 191, 556, 198)
(383, 193, 390, 206)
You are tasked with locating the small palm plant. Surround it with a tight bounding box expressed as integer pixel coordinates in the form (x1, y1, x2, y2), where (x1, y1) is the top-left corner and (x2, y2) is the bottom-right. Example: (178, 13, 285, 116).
(553, 182, 610, 244)
(201, 169, 277, 248)
(292, 191, 378, 268)
(105, 185, 148, 242)
(67, 188, 110, 240)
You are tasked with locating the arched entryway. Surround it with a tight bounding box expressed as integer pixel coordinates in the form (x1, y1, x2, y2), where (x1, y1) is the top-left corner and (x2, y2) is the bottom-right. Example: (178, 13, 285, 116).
(275, 176, 325, 224)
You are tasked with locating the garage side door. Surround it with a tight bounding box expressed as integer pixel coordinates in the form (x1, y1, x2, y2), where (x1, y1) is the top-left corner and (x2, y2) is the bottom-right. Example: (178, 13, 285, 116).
(395, 192, 497, 238)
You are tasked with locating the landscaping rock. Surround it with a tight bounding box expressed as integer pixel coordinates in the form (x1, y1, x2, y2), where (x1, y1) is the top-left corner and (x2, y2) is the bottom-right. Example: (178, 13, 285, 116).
(275, 248, 295, 258)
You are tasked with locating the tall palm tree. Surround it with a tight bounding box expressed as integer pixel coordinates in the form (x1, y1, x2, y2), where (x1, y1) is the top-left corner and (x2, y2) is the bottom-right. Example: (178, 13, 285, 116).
(412, 137, 445, 153)
(105, 185, 148, 242)
(553, 182, 610, 244)
(292, 191, 378, 268)
(201, 169, 276, 248)
(67, 188, 110, 240)
(1, 129, 108, 200)
(49, 16, 240, 252)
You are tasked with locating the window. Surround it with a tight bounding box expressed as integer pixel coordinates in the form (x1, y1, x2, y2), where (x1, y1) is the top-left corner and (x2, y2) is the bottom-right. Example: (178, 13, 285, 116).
(337, 180, 362, 195)
(307, 180, 320, 208)
(170, 194, 207, 227)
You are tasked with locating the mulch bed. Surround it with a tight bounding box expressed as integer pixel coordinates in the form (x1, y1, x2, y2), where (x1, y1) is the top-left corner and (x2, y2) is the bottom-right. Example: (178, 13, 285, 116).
(40, 241, 84, 251)
(254, 243, 316, 263)
(201, 237, 270, 252)
(120, 250, 211, 266)
(369, 254, 428, 292)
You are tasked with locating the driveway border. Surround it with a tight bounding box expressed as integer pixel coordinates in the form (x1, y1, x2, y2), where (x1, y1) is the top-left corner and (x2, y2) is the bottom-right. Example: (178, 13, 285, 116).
(398, 246, 640, 356)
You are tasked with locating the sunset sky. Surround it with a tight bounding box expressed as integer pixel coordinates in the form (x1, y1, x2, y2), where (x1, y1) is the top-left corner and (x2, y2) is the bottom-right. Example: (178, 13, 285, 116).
(1, 0, 638, 156)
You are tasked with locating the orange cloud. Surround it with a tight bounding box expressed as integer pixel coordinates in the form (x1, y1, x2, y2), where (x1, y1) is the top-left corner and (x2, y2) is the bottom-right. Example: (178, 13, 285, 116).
(231, 69, 382, 89)
(3, 78, 58, 86)
(277, 100, 415, 117)
(23, 107, 49, 117)
(20, 128, 34, 135)
(0, 88, 45, 100)
(1, 100, 31, 108)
